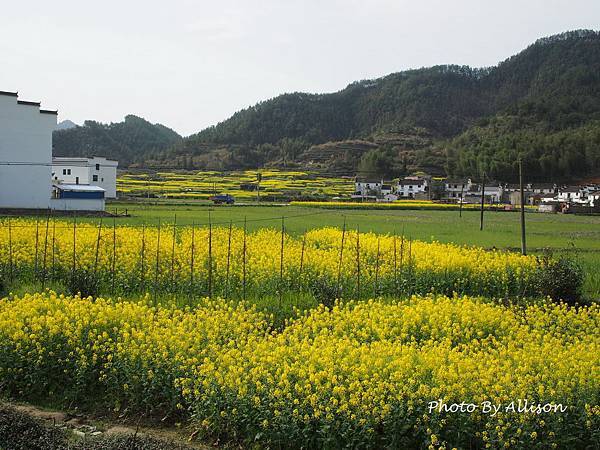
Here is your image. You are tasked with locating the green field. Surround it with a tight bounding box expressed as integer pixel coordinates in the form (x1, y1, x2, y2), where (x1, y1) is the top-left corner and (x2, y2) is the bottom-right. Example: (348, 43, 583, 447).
(106, 200, 600, 299)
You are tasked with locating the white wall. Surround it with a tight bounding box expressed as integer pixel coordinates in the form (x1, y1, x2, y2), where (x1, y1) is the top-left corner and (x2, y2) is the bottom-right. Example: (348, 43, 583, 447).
(0, 93, 55, 209)
(52, 156, 118, 198)
(49, 197, 105, 211)
(91, 157, 118, 198)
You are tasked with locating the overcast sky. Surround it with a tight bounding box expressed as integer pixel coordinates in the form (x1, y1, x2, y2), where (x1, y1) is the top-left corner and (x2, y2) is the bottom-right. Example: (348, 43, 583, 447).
(1, 0, 599, 136)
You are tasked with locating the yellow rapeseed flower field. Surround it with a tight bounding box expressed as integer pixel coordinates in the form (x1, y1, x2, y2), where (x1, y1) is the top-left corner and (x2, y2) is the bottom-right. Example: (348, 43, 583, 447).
(0, 292, 597, 448)
(0, 220, 543, 299)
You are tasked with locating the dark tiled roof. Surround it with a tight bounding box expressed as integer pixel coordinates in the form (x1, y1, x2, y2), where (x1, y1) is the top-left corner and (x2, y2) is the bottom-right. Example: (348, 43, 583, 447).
(0, 90, 18, 97)
(399, 179, 425, 186)
(40, 109, 58, 115)
(17, 100, 41, 106)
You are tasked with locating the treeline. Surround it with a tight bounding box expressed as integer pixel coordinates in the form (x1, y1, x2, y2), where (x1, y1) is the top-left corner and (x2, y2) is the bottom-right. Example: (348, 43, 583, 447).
(52, 115, 182, 166)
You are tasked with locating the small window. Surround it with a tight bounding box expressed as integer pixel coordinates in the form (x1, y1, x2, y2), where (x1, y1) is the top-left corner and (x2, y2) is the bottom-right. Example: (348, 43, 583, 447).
(62, 169, 66, 175)
(95, 163, 100, 170)
(67, 169, 71, 175)
(93, 175, 98, 182)
(101, 177, 104, 182)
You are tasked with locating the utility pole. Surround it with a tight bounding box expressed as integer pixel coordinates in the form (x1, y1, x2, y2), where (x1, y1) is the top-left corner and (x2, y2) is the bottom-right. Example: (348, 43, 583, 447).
(479, 173, 485, 231)
(459, 182, 464, 218)
(519, 159, 527, 255)
(257, 172, 262, 204)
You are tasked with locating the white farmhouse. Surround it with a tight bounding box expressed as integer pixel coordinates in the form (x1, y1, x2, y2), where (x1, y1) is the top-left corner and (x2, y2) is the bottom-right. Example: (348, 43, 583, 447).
(395, 178, 428, 199)
(354, 179, 383, 197)
(52, 156, 118, 198)
(443, 178, 472, 201)
(0, 90, 56, 209)
(557, 186, 585, 203)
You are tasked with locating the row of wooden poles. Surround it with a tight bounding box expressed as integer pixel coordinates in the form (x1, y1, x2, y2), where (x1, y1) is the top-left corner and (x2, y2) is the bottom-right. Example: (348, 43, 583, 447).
(2, 214, 416, 306)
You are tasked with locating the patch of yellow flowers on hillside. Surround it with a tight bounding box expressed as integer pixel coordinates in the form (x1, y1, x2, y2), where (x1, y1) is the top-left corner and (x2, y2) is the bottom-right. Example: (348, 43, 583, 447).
(0, 292, 597, 448)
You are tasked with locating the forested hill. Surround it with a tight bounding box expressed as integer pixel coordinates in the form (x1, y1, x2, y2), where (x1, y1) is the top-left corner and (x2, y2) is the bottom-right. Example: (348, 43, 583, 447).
(52, 115, 182, 166)
(168, 30, 600, 181)
(53, 30, 600, 181)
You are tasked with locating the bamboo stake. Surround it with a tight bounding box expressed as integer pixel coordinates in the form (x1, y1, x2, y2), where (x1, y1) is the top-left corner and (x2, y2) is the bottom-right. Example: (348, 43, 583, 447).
(393, 231, 398, 296)
(189, 221, 195, 302)
(51, 217, 56, 281)
(356, 226, 361, 300)
(71, 215, 76, 289)
(242, 217, 247, 302)
(225, 220, 232, 298)
(170, 215, 177, 290)
(337, 217, 346, 299)
(279, 216, 284, 308)
(154, 219, 161, 303)
(34, 218, 39, 279)
(93, 218, 103, 284)
(208, 212, 213, 299)
(374, 236, 380, 296)
(8, 218, 13, 283)
(112, 216, 116, 295)
(140, 224, 146, 293)
(41, 210, 50, 288)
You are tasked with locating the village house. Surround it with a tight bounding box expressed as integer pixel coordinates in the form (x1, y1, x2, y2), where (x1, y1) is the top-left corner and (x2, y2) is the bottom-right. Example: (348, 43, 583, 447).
(462, 182, 504, 204)
(354, 179, 383, 198)
(557, 186, 586, 203)
(52, 156, 118, 198)
(395, 178, 429, 199)
(443, 178, 472, 201)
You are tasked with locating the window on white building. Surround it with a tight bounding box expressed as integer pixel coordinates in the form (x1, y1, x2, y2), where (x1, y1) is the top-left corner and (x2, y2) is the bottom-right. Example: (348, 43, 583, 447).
(93, 175, 98, 182)
(95, 163, 100, 171)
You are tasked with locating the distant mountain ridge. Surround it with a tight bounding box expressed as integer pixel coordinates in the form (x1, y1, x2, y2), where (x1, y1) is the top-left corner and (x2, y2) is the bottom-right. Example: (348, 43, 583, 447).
(56, 120, 77, 131)
(54, 30, 600, 181)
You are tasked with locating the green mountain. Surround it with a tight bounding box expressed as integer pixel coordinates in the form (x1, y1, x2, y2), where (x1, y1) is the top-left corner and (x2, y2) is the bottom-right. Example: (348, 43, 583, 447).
(52, 115, 182, 166)
(54, 30, 600, 181)
(169, 30, 600, 181)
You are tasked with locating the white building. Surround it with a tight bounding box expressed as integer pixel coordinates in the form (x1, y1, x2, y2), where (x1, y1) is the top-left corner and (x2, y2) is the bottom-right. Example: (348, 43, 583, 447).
(463, 183, 504, 204)
(0, 89, 105, 211)
(52, 156, 118, 198)
(443, 179, 472, 200)
(557, 187, 585, 203)
(354, 179, 383, 197)
(0, 90, 56, 209)
(395, 178, 428, 198)
(51, 183, 106, 211)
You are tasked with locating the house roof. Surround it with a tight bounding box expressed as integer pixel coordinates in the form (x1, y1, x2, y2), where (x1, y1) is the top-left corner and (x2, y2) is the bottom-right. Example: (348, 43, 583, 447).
(531, 183, 555, 189)
(52, 156, 119, 165)
(355, 179, 381, 184)
(53, 183, 105, 192)
(560, 187, 581, 193)
(17, 100, 41, 106)
(0, 90, 18, 97)
(40, 109, 58, 115)
(399, 179, 425, 186)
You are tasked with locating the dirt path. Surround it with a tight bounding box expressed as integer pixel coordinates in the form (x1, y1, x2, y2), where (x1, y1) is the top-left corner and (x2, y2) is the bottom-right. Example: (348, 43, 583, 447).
(8, 402, 211, 449)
